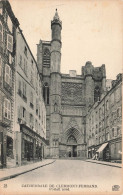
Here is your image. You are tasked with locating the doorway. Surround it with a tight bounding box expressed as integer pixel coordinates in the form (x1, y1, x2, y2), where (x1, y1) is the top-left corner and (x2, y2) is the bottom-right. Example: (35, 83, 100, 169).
(67, 145, 77, 157)
(73, 145, 77, 157)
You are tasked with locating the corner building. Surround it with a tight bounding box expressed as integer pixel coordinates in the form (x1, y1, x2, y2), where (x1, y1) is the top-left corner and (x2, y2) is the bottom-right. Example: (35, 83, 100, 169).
(0, 0, 19, 167)
(37, 10, 109, 159)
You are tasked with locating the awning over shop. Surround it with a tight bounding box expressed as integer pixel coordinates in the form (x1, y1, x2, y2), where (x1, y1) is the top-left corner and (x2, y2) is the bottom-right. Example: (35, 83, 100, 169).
(96, 143, 108, 153)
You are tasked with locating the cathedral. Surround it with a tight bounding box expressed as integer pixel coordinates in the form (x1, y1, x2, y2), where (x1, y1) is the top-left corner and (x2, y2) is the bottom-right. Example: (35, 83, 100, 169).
(37, 10, 107, 159)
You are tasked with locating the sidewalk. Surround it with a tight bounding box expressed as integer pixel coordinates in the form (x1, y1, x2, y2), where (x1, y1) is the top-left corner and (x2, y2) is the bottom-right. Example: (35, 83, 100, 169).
(0, 159, 55, 182)
(86, 159, 122, 168)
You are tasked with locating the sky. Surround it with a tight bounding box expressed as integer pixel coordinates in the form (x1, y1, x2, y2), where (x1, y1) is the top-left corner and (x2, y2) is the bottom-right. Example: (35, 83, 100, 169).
(9, 0, 123, 79)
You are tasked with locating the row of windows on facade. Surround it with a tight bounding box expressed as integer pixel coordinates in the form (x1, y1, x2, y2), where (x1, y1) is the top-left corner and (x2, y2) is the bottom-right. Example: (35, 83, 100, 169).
(90, 118, 121, 136)
(3, 97, 46, 133)
(19, 54, 39, 85)
(89, 107, 121, 128)
(89, 96, 121, 125)
(19, 107, 46, 132)
(18, 83, 43, 116)
(18, 80, 42, 104)
(89, 127, 121, 145)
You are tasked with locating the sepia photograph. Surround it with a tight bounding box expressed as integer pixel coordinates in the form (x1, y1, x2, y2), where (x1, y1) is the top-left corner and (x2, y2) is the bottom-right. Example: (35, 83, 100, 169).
(0, 0, 123, 194)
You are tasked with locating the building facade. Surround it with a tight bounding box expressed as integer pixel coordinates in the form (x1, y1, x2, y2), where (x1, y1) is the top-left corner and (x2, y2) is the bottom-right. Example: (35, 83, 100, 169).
(13, 26, 47, 166)
(0, 0, 19, 167)
(87, 73, 122, 161)
(0, 3, 122, 164)
(0, 0, 47, 168)
(37, 10, 121, 160)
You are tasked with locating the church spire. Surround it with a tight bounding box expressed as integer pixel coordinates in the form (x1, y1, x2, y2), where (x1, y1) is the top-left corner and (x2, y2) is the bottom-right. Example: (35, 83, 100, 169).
(51, 9, 62, 28)
(53, 9, 60, 20)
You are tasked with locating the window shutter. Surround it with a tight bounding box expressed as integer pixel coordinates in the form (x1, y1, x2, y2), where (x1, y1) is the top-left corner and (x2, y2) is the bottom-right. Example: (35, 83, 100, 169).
(10, 68, 12, 86)
(9, 53, 12, 64)
(8, 101, 11, 119)
(7, 34, 13, 52)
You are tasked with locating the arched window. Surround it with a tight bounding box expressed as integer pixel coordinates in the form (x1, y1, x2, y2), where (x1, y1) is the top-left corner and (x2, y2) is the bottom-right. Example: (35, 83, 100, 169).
(43, 82, 49, 104)
(43, 48, 50, 67)
(94, 86, 100, 102)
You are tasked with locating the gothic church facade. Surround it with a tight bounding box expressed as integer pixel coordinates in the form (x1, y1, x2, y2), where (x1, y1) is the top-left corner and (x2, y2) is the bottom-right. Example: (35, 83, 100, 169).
(37, 10, 107, 158)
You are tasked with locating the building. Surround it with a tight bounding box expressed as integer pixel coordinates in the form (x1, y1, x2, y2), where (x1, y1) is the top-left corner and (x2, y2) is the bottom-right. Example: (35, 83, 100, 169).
(0, 0, 19, 168)
(13, 26, 47, 166)
(87, 73, 122, 161)
(0, 3, 122, 164)
(36, 10, 119, 159)
(0, 0, 47, 168)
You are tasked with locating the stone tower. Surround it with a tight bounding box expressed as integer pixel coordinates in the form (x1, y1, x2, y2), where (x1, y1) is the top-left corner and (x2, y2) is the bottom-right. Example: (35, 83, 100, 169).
(37, 10, 107, 159)
(50, 9, 62, 157)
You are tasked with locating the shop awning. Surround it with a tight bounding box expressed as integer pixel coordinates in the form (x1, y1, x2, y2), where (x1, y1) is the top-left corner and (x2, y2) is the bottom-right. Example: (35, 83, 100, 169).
(96, 143, 108, 153)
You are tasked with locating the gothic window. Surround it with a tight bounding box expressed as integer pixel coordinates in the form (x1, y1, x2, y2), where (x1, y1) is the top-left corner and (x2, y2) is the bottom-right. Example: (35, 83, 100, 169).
(54, 102, 58, 112)
(43, 82, 49, 104)
(94, 86, 100, 102)
(43, 48, 50, 67)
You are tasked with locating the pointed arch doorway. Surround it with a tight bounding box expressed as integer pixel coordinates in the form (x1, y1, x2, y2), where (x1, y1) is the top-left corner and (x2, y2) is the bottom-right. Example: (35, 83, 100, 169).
(67, 135, 77, 157)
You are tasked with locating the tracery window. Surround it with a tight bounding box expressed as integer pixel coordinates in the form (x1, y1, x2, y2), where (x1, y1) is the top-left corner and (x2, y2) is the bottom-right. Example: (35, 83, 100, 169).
(43, 82, 49, 104)
(94, 86, 100, 102)
(43, 48, 50, 67)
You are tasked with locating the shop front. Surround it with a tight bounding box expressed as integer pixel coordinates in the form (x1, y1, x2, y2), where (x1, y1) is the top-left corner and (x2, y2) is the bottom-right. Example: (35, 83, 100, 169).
(20, 124, 46, 163)
(95, 143, 109, 161)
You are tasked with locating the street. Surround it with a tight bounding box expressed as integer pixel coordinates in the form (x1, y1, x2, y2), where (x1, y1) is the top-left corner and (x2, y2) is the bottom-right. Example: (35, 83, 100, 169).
(0, 160, 122, 194)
